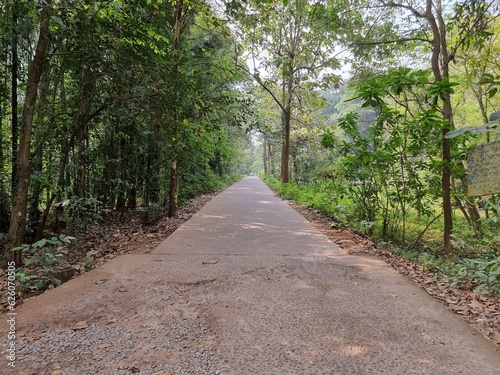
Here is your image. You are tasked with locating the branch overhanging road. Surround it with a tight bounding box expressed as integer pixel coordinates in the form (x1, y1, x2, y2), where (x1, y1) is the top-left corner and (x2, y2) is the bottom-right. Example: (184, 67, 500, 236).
(3, 177, 500, 374)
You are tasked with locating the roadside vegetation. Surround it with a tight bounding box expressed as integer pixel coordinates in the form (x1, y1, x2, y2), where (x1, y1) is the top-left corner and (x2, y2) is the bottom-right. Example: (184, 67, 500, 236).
(265, 176, 500, 297)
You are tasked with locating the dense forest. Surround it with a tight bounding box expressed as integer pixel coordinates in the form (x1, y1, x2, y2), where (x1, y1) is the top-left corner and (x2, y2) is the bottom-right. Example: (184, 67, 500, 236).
(1, 0, 500, 295)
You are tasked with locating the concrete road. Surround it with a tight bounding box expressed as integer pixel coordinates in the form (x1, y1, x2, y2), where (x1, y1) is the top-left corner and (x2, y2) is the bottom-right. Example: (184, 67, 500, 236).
(3, 177, 500, 374)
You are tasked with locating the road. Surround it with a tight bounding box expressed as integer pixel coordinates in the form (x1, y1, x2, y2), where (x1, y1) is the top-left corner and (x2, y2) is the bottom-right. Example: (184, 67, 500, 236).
(2, 177, 500, 374)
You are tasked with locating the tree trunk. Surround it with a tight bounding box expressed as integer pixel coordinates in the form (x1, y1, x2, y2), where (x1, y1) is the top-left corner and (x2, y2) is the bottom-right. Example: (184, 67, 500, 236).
(280, 72, 293, 183)
(168, 0, 184, 218)
(168, 159, 178, 217)
(11, 1, 19, 195)
(36, 68, 69, 240)
(427, 0, 453, 256)
(263, 137, 268, 176)
(281, 109, 291, 183)
(7, 4, 51, 264)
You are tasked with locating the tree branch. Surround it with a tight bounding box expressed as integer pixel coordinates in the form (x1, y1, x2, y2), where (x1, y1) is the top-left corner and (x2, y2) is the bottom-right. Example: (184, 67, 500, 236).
(381, 1, 427, 19)
(354, 37, 431, 47)
(236, 63, 285, 113)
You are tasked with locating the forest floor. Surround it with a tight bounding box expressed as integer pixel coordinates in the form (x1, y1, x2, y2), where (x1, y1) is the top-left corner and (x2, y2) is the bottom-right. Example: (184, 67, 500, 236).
(0, 194, 217, 311)
(2, 189, 499, 346)
(287, 202, 500, 346)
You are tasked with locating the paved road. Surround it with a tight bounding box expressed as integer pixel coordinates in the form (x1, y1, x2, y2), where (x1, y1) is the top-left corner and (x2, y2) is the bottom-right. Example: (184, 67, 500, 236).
(3, 177, 500, 374)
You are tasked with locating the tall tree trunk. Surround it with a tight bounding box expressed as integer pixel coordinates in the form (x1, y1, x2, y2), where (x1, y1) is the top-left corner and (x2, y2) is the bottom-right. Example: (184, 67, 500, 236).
(36, 68, 68, 240)
(11, 1, 19, 195)
(7, 4, 51, 264)
(280, 71, 293, 183)
(427, 0, 453, 256)
(0, 73, 8, 232)
(280, 17, 296, 184)
(168, 0, 183, 218)
(263, 137, 268, 176)
(73, 70, 95, 198)
(281, 104, 291, 183)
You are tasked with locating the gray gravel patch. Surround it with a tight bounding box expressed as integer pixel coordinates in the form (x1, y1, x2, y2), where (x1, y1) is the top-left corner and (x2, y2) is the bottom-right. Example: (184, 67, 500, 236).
(17, 312, 220, 375)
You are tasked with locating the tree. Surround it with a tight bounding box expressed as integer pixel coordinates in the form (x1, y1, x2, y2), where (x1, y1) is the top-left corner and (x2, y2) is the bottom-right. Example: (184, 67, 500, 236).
(7, 1, 51, 264)
(350, 0, 497, 255)
(229, 0, 344, 183)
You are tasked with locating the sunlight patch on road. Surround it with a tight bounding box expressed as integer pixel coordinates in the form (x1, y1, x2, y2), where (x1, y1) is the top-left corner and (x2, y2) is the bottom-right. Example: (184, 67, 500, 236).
(342, 345, 367, 356)
(199, 214, 227, 219)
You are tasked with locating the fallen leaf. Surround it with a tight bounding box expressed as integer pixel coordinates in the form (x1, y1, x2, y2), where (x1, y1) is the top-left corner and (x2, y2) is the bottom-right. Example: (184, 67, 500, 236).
(28, 334, 41, 342)
(178, 299, 189, 305)
(118, 287, 128, 292)
(107, 317, 118, 324)
(469, 300, 484, 312)
(95, 279, 108, 285)
(52, 371, 62, 375)
(153, 372, 172, 375)
(99, 343, 112, 349)
(72, 321, 88, 331)
(202, 260, 219, 265)
(352, 281, 359, 286)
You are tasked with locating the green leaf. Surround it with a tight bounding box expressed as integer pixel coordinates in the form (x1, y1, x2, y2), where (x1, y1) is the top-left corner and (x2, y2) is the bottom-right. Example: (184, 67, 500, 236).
(50, 16, 64, 27)
(489, 111, 500, 122)
(18, 273, 26, 283)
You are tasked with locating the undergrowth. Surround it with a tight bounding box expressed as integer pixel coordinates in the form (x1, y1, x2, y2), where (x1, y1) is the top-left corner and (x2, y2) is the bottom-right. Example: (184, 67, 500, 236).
(1, 174, 243, 302)
(264, 175, 500, 296)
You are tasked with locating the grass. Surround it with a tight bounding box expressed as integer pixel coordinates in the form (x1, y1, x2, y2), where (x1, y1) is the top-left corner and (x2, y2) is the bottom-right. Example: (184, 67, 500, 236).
(263, 175, 500, 296)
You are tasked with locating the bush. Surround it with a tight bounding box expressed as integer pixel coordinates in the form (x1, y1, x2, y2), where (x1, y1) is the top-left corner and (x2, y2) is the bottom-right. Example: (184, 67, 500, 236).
(142, 204, 164, 225)
(55, 197, 102, 232)
(11, 235, 76, 293)
(452, 253, 500, 295)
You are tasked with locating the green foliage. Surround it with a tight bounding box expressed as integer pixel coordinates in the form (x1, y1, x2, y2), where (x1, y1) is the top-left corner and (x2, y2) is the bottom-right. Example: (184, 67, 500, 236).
(59, 197, 103, 232)
(12, 235, 76, 293)
(479, 73, 500, 98)
(452, 252, 500, 296)
(319, 67, 481, 246)
(142, 204, 164, 225)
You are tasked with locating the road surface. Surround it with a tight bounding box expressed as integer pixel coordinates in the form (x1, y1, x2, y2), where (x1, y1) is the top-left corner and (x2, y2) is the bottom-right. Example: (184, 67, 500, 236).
(2, 177, 499, 374)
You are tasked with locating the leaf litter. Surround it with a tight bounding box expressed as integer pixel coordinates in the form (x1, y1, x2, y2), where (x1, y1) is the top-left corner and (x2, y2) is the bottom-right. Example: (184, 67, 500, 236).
(0, 193, 217, 310)
(288, 201, 500, 346)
